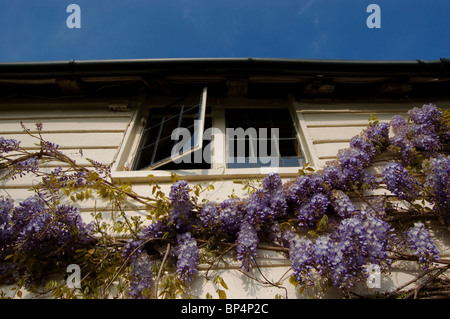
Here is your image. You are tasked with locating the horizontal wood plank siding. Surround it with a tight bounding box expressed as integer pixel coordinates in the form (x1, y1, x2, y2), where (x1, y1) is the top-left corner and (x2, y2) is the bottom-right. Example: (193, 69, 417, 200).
(0, 104, 134, 220)
(0, 117, 129, 134)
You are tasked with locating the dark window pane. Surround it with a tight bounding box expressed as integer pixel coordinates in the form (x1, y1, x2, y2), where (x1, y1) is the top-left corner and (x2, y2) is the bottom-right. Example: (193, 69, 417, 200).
(280, 157, 305, 167)
(225, 108, 304, 168)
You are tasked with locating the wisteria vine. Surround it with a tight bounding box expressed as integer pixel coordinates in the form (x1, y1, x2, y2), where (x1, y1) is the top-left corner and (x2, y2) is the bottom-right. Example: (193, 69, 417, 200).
(0, 103, 449, 299)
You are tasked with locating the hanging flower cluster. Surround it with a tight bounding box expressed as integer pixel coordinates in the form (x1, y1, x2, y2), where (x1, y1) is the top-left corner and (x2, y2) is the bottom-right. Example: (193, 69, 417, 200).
(0, 195, 95, 268)
(390, 103, 449, 163)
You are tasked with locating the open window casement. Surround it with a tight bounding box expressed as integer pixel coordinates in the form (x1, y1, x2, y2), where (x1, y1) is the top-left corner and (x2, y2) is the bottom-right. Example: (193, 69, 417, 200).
(132, 87, 208, 170)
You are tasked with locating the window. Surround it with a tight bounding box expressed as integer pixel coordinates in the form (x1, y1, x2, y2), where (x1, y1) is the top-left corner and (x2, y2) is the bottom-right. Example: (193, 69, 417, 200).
(132, 87, 211, 170)
(127, 87, 306, 174)
(225, 108, 305, 169)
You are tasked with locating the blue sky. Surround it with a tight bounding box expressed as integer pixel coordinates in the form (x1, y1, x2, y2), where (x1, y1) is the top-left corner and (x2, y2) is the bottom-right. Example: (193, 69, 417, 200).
(0, 0, 448, 62)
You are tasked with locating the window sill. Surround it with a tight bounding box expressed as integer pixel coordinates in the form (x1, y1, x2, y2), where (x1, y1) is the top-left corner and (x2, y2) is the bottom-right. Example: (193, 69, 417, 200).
(111, 167, 302, 183)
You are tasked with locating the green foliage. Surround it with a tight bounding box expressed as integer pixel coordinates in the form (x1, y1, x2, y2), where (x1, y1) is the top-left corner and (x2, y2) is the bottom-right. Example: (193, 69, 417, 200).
(233, 178, 262, 195)
(368, 113, 380, 126)
(213, 275, 228, 299)
(297, 162, 315, 176)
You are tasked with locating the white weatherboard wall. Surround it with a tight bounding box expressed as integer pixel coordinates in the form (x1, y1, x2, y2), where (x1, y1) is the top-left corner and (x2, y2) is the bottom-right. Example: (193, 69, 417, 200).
(0, 102, 138, 222)
(1, 99, 450, 299)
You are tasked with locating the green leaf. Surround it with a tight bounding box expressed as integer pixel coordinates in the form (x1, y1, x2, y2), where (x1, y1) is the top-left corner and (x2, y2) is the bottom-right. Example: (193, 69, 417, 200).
(308, 230, 318, 237)
(4, 254, 14, 261)
(298, 286, 305, 295)
(46, 280, 58, 290)
(217, 289, 227, 299)
(316, 214, 328, 231)
(289, 275, 298, 288)
(368, 114, 379, 125)
(88, 171, 99, 181)
(218, 277, 229, 290)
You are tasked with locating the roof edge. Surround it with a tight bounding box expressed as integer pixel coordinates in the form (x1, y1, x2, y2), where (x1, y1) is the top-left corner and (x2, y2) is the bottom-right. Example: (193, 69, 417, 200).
(0, 57, 448, 79)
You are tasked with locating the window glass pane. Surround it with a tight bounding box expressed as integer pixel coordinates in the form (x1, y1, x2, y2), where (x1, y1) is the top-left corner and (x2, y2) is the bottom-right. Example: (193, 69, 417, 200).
(280, 157, 305, 167)
(156, 117, 212, 170)
(160, 115, 182, 140)
(278, 139, 302, 157)
(225, 108, 304, 168)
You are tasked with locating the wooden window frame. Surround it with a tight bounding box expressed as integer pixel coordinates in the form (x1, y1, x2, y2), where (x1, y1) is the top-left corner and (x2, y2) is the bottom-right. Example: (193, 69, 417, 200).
(111, 92, 315, 183)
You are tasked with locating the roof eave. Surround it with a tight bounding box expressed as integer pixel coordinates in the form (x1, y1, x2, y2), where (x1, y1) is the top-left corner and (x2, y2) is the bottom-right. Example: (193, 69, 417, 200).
(0, 57, 448, 79)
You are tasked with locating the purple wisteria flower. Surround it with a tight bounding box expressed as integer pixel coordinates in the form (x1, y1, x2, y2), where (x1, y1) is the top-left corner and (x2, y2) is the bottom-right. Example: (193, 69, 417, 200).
(289, 235, 314, 286)
(245, 190, 273, 227)
(329, 189, 355, 218)
(364, 122, 390, 148)
(268, 187, 289, 220)
(356, 211, 396, 266)
(288, 210, 396, 289)
(9, 196, 47, 237)
(337, 147, 371, 172)
(269, 223, 296, 248)
(0, 137, 20, 154)
(35, 121, 44, 132)
(37, 167, 92, 201)
(413, 133, 441, 153)
(122, 237, 145, 263)
(245, 186, 288, 227)
(199, 202, 220, 230)
(296, 193, 330, 228)
(176, 232, 199, 282)
(322, 160, 359, 191)
(390, 135, 416, 164)
(169, 180, 193, 231)
(0, 197, 13, 226)
(0, 197, 14, 247)
(218, 198, 245, 236)
(408, 103, 443, 129)
(128, 251, 154, 299)
(360, 170, 380, 190)
(350, 135, 376, 160)
(40, 140, 61, 155)
(311, 235, 333, 277)
(287, 175, 312, 207)
(405, 222, 440, 270)
(423, 155, 450, 223)
(390, 115, 407, 135)
(422, 154, 450, 215)
(236, 220, 259, 272)
(325, 211, 395, 287)
(262, 172, 282, 193)
(260, 173, 288, 220)
(9, 157, 39, 180)
(389, 104, 446, 163)
(382, 162, 422, 201)
(3, 196, 94, 258)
